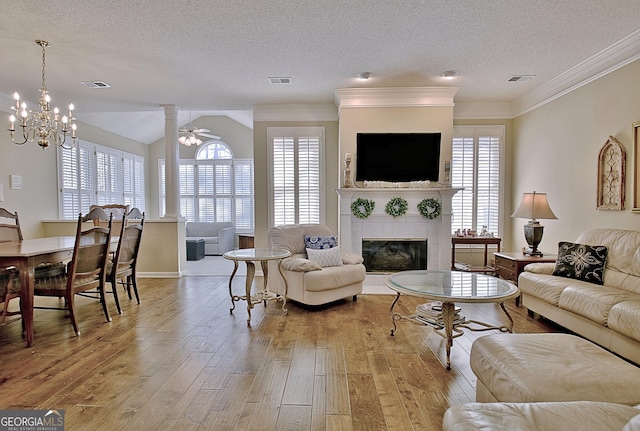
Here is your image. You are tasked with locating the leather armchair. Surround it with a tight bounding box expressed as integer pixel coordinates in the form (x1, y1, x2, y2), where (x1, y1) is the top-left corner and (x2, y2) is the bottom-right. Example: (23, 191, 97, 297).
(267, 224, 366, 306)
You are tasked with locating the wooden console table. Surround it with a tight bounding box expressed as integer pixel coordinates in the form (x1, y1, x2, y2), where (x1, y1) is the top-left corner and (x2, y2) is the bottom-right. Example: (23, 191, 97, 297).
(494, 251, 557, 285)
(451, 237, 501, 273)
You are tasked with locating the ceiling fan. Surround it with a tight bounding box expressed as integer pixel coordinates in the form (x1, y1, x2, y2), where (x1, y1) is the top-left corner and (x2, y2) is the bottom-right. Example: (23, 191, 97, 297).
(178, 112, 221, 146)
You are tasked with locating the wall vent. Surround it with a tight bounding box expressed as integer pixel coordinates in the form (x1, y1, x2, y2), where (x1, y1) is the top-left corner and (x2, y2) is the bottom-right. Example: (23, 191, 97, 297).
(81, 81, 111, 88)
(268, 77, 292, 84)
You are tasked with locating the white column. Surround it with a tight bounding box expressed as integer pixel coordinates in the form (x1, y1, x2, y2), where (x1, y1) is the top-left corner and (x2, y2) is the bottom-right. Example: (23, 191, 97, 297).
(162, 104, 181, 219)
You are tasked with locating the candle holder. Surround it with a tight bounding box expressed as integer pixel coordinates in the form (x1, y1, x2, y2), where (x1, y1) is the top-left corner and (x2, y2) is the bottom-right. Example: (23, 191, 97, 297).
(343, 158, 353, 188)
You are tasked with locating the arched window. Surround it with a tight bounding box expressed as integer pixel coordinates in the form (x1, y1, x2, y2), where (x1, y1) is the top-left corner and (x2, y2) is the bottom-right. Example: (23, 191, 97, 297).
(197, 141, 233, 160)
(160, 140, 254, 232)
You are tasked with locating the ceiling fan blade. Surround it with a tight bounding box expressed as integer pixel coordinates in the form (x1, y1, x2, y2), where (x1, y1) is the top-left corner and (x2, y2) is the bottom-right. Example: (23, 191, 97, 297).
(192, 128, 211, 133)
(199, 133, 221, 139)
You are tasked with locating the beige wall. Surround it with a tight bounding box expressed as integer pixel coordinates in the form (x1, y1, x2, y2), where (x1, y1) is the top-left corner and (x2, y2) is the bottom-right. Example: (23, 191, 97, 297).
(510, 58, 640, 253)
(253, 120, 340, 248)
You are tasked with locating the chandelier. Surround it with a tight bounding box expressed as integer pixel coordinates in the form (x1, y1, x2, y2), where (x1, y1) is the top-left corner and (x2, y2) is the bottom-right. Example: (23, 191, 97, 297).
(8, 40, 77, 149)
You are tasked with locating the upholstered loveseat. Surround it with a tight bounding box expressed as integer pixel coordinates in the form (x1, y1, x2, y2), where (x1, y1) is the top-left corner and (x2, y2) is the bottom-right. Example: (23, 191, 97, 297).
(185, 222, 235, 255)
(520, 228, 640, 364)
(267, 224, 366, 306)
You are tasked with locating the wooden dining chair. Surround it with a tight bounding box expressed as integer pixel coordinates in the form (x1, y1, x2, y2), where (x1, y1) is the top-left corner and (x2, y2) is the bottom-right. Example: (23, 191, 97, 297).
(0, 208, 23, 324)
(89, 204, 129, 227)
(107, 208, 145, 313)
(33, 208, 113, 336)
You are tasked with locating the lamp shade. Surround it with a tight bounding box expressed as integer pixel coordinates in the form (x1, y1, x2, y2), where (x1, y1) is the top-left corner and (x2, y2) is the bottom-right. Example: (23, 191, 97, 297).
(511, 191, 557, 221)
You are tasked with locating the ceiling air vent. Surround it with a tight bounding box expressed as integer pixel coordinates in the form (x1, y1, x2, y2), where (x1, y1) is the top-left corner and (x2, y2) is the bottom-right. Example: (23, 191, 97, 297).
(268, 77, 292, 84)
(81, 81, 111, 88)
(507, 75, 535, 82)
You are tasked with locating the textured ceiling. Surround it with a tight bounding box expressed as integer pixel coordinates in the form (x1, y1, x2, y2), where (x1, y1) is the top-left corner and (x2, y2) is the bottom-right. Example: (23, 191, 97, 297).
(1, 0, 640, 144)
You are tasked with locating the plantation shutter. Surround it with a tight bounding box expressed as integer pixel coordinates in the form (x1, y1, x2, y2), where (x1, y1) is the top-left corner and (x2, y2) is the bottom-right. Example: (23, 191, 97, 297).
(58, 141, 144, 219)
(234, 159, 254, 231)
(268, 127, 324, 227)
(158, 141, 254, 229)
(451, 126, 504, 236)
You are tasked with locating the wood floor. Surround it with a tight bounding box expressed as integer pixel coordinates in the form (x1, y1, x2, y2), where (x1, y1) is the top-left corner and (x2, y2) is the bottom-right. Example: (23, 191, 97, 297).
(0, 276, 561, 430)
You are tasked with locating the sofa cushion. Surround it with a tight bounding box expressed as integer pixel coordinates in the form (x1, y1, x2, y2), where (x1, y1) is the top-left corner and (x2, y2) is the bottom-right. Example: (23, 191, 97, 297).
(576, 229, 640, 278)
(303, 263, 366, 292)
(518, 271, 572, 306)
(608, 300, 640, 343)
(306, 246, 343, 268)
(470, 333, 640, 405)
(552, 241, 608, 285)
(304, 235, 338, 249)
(558, 283, 638, 325)
(185, 221, 234, 237)
(443, 401, 640, 431)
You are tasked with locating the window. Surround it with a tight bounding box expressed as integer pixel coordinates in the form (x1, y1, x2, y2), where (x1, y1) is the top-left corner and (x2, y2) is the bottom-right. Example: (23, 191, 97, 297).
(451, 126, 504, 236)
(267, 127, 324, 226)
(159, 140, 255, 232)
(58, 140, 145, 219)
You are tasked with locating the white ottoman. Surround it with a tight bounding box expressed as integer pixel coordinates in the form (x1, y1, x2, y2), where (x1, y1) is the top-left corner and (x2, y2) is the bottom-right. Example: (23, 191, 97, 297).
(471, 333, 640, 405)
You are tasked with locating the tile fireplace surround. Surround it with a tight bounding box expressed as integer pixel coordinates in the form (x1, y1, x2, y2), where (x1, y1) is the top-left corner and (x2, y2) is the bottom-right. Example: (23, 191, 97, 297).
(336, 187, 461, 271)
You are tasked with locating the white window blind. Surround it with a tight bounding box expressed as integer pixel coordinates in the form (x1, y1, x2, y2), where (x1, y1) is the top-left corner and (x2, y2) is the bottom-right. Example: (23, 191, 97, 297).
(268, 127, 324, 227)
(158, 141, 254, 232)
(451, 126, 504, 236)
(58, 140, 144, 218)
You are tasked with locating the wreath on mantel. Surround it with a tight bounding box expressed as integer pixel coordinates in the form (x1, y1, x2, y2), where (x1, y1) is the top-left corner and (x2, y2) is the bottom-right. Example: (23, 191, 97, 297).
(417, 197, 442, 219)
(351, 197, 376, 219)
(385, 197, 408, 218)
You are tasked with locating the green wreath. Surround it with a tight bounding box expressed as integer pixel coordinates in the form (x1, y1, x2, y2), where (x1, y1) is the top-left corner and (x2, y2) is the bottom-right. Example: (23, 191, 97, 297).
(351, 198, 375, 219)
(385, 197, 408, 218)
(417, 198, 442, 219)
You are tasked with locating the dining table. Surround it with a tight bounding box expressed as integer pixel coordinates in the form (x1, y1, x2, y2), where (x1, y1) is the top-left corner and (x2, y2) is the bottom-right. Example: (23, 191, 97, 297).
(0, 236, 81, 346)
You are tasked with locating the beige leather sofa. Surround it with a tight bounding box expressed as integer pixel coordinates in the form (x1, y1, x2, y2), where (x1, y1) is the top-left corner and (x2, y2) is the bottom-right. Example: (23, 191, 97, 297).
(267, 224, 366, 306)
(519, 228, 640, 364)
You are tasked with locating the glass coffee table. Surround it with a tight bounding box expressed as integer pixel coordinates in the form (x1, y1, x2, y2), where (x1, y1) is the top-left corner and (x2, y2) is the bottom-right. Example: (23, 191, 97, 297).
(386, 270, 520, 369)
(223, 248, 291, 325)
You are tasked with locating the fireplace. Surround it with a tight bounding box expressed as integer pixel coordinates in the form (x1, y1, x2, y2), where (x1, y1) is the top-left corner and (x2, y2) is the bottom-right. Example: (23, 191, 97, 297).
(336, 187, 461, 270)
(362, 239, 427, 273)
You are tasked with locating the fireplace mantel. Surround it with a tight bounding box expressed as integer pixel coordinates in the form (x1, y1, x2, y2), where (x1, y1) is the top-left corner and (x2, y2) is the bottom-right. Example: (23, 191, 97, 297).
(336, 187, 462, 270)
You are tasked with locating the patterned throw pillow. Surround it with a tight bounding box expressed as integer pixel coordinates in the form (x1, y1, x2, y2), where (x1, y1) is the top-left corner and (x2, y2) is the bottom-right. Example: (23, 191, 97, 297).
(306, 246, 343, 268)
(552, 241, 608, 285)
(304, 235, 338, 250)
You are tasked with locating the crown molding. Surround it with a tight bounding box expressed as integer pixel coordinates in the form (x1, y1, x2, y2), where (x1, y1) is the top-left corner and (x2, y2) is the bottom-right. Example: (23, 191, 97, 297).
(512, 29, 640, 117)
(253, 103, 338, 122)
(335, 87, 459, 109)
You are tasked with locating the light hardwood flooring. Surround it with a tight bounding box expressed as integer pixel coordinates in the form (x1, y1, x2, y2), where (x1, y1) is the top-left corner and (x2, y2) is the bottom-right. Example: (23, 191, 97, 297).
(0, 276, 561, 430)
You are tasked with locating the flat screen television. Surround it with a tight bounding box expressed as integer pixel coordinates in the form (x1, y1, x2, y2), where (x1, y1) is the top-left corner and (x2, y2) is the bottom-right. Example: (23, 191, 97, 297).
(355, 133, 441, 182)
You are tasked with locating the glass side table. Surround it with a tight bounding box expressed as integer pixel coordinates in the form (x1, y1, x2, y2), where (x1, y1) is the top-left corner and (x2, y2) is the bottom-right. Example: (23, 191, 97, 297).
(223, 248, 291, 325)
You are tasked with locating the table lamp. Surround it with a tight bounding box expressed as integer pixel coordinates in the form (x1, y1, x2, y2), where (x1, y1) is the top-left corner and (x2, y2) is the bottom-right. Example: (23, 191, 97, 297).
(511, 191, 557, 256)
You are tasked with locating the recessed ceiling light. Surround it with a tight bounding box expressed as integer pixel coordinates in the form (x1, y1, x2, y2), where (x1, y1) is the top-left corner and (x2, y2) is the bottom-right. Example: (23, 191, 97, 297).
(441, 70, 460, 79)
(356, 72, 373, 81)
